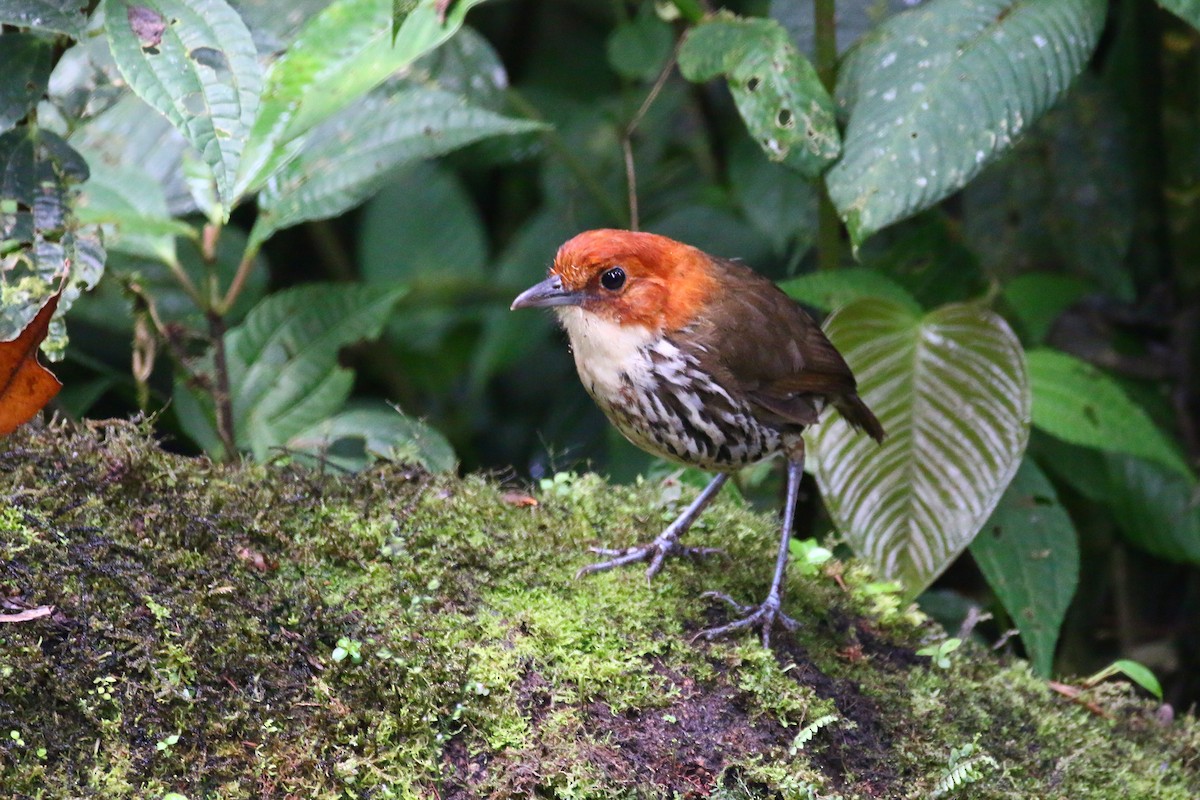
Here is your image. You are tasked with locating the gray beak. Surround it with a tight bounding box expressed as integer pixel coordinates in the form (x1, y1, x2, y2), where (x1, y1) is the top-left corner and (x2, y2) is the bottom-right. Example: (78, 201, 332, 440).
(510, 274, 585, 310)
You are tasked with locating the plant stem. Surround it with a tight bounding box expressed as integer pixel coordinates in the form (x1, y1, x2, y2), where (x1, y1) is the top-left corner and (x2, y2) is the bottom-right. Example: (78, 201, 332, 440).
(217, 243, 260, 316)
(508, 89, 629, 228)
(813, 0, 842, 271)
(206, 310, 238, 460)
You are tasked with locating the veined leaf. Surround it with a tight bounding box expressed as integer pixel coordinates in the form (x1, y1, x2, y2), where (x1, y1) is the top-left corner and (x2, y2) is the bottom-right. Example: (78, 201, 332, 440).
(103, 0, 263, 216)
(287, 404, 455, 473)
(812, 298, 1030, 594)
(69, 93, 197, 216)
(779, 267, 920, 314)
(969, 458, 1078, 677)
(679, 13, 840, 178)
(1103, 454, 1200, 565)
(827, 0, 1106, 248)
(250, 88, 543, 248)
(235, 0, 489, 197)
(223, 283, 408, 460)
(1026, 348, 1191, 477)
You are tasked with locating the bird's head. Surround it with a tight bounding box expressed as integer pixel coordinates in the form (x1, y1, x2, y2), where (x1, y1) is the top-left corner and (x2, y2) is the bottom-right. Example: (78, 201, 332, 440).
(510, 229, 717, 331)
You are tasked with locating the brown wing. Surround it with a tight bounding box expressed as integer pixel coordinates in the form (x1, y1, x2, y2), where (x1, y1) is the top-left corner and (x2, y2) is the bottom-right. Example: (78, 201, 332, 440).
(684, 258, 884, 441)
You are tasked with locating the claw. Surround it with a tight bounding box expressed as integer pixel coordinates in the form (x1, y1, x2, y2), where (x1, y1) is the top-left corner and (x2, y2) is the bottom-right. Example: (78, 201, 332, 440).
(575, 539, 725, 581)
(693, 592, 799, 648)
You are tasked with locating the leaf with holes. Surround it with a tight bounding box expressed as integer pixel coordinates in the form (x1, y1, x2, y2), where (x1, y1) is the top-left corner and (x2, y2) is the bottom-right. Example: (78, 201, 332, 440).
(827, 0, 1106, 248)
(969, 458, 1078, 677)
(679, 13, 839, 178)
(250, 88, 543, 247)
(1026, 348, 1190, 477)
(812, 298, 1031, 594)
(103, 0, 262, 217)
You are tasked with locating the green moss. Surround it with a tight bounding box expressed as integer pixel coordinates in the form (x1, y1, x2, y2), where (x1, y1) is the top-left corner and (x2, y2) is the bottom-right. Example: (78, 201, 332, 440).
(0, 421, 1196, 798)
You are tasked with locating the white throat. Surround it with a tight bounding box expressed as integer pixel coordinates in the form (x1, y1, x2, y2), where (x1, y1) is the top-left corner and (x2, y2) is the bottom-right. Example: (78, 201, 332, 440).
(556, 307, 657, 401)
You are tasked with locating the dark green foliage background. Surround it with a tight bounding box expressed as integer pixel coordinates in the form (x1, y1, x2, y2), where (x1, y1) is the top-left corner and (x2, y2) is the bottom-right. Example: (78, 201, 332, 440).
(2, 0, 1198, 709)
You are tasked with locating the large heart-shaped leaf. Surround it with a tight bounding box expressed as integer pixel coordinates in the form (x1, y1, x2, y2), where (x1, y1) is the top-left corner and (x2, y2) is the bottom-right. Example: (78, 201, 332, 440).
(969, 458, 1078, 677)
(812, 298, 1031, 594)
(104, 0, 263, 217)
(1026, 348, 1191, 477)
(826, 0, 1106, 248)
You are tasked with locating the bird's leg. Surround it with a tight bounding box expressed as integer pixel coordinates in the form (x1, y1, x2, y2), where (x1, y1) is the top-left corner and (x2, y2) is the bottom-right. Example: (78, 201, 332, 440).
(694, 456, 804, 648)
(577, 472, 730, 582)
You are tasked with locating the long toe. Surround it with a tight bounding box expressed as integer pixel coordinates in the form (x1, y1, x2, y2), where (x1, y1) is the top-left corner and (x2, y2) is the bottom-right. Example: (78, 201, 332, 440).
(693, 595, 799, 647)
(576, 539, 723, 581)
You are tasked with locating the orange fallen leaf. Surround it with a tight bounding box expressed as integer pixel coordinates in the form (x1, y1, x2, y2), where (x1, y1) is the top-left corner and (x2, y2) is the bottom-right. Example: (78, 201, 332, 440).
(0, 291, 63, 436)
(501, 491, 539, 508)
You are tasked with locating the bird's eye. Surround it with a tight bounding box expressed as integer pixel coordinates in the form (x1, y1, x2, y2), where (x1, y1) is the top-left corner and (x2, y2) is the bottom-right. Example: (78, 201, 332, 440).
(600, 267, 626, 291)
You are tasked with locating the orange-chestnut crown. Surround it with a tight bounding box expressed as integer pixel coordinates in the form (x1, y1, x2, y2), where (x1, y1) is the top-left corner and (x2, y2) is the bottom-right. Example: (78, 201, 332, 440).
(510, 229, 717, 331)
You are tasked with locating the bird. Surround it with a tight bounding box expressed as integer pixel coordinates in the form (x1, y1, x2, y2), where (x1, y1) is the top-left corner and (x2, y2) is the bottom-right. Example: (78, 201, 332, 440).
(511, 229, 883, 646)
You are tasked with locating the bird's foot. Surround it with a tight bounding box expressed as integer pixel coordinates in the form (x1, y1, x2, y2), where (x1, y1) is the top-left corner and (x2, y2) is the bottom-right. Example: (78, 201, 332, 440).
(575, 536, 724, 583)
(692, 591, 798, 648)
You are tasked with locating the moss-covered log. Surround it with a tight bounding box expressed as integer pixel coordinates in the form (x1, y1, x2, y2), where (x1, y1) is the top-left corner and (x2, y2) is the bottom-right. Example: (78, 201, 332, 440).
(1, 421, 1196, 798)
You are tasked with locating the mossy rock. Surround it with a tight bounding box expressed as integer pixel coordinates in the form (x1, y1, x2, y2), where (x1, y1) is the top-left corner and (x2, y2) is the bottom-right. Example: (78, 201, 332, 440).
(0, 420, 1196, 798)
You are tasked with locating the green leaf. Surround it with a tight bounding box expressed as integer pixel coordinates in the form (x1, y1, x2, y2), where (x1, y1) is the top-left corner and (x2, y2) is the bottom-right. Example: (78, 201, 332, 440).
(1085, 659, 1163, 700)
(0, 0, 88, 36)
(969, 459, 1078, 677)
(1157, 0, 1200, 30)
(1001, 273, 1090, 344)
(779, 267, 920, 314)
(1026, 348, 1191, 477)
(287, 404, 456, 473)
(0, 33, 54, 132)
(74, 155, 194, 265)
(679, 13, 840, 178)
(827, 0, 1107, 248)
(69, 93, 197, 215)
(250, 88, 543, 247)
(235, 0, 487, 196)
(1103, 454, 1200, 565)
(103, 0, 263, 216)
(607, 5, 674, 81)
(223, 283, 408, 460)
(727, 135, 818, 256)
(0, 126, 104, 360)
(812, 299, 1031, 595)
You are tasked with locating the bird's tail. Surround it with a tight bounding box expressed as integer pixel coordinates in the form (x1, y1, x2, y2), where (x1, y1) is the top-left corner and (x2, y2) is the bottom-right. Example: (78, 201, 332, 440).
(835, 394, 885, 443)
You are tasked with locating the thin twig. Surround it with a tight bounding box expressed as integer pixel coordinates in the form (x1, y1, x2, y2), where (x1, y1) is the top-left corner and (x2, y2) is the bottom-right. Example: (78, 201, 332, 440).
(621, 43, 681, 232)
(508, 89, 629, 227)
